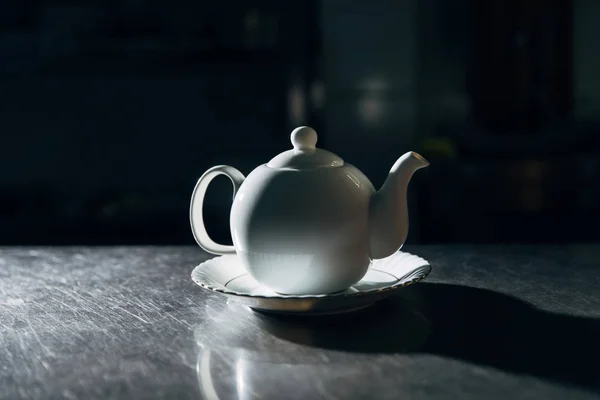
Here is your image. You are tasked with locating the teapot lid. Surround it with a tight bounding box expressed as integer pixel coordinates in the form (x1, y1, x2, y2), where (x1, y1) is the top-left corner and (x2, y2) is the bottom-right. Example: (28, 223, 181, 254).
(267, 126, 344, 170)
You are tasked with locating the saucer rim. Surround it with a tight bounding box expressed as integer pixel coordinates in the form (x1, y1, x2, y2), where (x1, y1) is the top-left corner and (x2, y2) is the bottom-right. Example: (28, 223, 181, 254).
(191, 251, 432, 300)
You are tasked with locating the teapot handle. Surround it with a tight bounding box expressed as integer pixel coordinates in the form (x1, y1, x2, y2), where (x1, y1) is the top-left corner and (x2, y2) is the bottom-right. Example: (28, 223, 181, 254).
(189, 165, 245, 255)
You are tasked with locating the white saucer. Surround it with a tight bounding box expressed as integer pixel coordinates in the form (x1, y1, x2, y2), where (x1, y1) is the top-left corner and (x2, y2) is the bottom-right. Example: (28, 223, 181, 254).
(191, 251, 432, 315)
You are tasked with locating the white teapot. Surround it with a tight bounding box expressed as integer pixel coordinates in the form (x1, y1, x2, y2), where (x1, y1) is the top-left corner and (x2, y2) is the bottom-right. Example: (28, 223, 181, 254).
(190, 126, 429, 295)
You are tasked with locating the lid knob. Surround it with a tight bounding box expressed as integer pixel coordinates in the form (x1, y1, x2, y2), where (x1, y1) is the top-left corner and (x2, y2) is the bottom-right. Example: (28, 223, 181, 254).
(291, 126, 318, 152)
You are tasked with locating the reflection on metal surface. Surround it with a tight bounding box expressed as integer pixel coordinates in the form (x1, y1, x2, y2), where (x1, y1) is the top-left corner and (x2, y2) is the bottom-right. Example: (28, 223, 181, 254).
(197, 349, 266, 400)
(197, 350, 219, 400)
(235, 359, 247, 400)
(194, 296, 432, 400)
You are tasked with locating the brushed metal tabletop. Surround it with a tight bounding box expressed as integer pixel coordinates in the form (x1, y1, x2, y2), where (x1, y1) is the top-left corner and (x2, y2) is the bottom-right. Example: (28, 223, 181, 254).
(1, 245, 599, 400)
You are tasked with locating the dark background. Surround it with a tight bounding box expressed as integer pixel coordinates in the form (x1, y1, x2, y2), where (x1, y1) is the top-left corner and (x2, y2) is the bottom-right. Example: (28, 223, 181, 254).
(1, 0, 598, 246)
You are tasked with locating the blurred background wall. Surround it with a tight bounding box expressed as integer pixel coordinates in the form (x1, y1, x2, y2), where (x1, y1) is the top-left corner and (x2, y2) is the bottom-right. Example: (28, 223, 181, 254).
(0, 0, 598, 245)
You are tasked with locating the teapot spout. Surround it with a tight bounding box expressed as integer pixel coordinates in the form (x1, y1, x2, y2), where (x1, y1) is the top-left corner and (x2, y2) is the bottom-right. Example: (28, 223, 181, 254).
(369, 151, 429, 259)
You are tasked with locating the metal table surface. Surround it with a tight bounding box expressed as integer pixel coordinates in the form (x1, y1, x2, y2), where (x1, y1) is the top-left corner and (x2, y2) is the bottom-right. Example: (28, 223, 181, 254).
(1, 245, 600, 400)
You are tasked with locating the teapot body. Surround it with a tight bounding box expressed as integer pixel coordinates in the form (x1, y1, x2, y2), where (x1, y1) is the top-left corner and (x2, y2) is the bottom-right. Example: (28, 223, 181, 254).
(230, 164, 375, 294)
(189, 126, 429, 295)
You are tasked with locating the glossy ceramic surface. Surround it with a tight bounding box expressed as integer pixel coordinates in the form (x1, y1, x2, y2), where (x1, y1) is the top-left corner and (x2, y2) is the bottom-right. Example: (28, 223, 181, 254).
(190, 251, 432, 315)
(190, 126, 429, 295)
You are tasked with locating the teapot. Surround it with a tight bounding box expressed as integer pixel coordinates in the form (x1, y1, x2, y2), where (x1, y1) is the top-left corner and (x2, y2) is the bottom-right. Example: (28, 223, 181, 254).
(190, 126, 429, 295)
